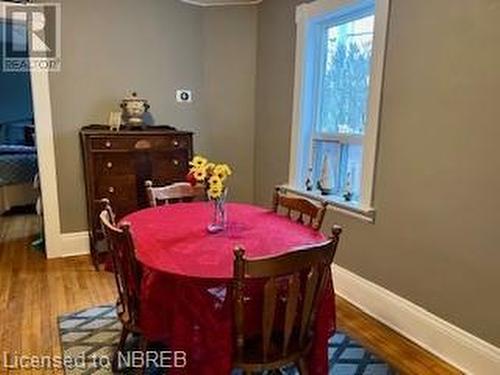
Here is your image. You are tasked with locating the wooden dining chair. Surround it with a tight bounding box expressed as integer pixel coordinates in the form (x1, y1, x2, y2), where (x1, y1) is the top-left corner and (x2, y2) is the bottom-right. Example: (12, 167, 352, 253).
(232, 225, 342, 375)
(99, 200, 147, 373)
(145, 180, 204, 207)
(272, 186, 328, 231)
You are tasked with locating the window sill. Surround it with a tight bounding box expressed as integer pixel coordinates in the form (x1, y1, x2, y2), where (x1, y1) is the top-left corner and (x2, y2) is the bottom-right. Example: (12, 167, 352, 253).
(280, 184, 375, 223)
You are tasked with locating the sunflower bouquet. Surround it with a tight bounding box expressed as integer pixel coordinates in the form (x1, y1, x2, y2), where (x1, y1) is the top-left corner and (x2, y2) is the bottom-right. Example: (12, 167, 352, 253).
(187, 156, 232, 233)
(187, 155, 232, 200)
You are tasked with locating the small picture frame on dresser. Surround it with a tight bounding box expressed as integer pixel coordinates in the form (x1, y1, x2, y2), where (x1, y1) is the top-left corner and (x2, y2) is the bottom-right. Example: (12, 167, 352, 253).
(107, 111, 122, 131)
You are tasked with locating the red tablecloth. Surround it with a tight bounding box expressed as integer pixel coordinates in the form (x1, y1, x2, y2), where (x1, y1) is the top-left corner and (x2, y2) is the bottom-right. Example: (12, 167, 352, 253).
(121, 202, 335, 374)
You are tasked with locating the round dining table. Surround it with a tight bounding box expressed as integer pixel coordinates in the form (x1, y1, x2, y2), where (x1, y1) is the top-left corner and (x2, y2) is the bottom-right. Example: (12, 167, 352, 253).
(121, 202, 335, 375)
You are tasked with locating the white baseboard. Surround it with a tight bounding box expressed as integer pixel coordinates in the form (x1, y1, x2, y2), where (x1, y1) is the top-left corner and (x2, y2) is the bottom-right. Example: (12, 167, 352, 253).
(55, 231, 90, 258)
(333, 265, 500, 375)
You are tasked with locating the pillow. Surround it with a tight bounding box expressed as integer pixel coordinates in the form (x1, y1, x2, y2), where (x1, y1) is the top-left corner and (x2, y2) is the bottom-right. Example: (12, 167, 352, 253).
(0, 120, 34, 145)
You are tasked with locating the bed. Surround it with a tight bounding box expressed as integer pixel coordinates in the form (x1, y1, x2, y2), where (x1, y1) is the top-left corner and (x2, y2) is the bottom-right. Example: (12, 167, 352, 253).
(0, 145, 38, 185)
(0, 121, 38, 214)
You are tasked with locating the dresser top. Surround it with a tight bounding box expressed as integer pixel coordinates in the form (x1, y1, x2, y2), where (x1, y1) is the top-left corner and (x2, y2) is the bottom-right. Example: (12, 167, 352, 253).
(80, 124, 193, 136)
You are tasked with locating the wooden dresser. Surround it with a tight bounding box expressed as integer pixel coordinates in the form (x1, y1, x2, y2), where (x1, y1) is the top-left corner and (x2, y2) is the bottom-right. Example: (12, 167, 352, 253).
(80, 125, 193, 268)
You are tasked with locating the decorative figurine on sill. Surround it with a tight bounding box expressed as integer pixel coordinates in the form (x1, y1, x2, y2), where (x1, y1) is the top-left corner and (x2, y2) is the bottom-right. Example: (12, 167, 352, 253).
(343, 171, 353, 202)
(305, 167, 314, 191)
(318, 154, 333, 195)
(120, 91, 150, 128)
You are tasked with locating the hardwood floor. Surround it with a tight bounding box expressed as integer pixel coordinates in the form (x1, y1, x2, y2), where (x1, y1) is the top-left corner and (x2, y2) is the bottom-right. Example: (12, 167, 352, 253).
(0, 214, 461, 374)
(336, 299, 461, 375)
(0, 213, 40, 242)
(0, 215, 115, 375)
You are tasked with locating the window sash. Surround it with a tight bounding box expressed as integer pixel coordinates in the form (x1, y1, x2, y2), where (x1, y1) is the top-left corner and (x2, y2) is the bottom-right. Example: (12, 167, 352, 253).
(308, 9, 373, 199)
(310, 137, 363, 201)
(314, 6, 375, 136)
(312, 132, 363, 145)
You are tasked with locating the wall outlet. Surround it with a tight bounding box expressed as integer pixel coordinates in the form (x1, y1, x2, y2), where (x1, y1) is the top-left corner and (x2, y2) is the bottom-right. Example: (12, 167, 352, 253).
(176, 89, 193, 103)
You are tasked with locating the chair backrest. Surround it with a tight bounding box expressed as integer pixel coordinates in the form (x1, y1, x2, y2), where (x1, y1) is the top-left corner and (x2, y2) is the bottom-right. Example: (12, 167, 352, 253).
(100, 198, 117, 226)
(145, 181, 204, 207)
(99, 201, 141, 327)
(272, 187, 328, 231)
(232, 226, 342, 365)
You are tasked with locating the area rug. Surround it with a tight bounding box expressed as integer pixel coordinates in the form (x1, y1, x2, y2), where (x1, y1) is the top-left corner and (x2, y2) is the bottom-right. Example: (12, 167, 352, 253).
(58, 305, 397, 374)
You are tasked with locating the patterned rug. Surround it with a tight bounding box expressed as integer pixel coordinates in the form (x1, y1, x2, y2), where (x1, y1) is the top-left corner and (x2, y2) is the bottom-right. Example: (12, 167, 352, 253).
(58, 305, 397, 374)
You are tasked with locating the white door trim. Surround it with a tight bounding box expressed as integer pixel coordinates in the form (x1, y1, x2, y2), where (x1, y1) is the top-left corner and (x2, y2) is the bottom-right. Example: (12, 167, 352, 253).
(1, 2, 63, 258)
(30, 63, 62, 258)
(334, 265, 500, 374)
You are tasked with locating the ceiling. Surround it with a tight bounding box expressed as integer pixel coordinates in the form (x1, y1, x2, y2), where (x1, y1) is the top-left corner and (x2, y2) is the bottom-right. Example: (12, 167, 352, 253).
(180, 0, 263, 6)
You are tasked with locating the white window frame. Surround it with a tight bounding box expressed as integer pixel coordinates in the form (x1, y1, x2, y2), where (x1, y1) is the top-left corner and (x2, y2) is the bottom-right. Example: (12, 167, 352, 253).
(287, 0, 390, 221)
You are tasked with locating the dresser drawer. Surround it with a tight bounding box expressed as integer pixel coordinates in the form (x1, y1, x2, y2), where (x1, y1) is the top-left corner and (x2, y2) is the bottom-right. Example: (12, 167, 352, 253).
(95, 175, 136, 202)
(93, 154, 135, 175)
(90, 135, 190, 151)
(151, 150, 189, 182)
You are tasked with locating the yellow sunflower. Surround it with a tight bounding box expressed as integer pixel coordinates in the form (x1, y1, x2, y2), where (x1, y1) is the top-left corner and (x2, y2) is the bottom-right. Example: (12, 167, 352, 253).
(189, 155, 208, 169)
(213, 164, 232, 180)
(207, 183, 223, 200)
(208, 175, 223, 188)
(193, 167, 207, 182)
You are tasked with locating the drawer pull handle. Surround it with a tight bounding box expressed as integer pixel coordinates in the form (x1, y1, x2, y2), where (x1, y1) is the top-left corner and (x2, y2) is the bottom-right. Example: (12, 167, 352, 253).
(172, 159, 180, 166)
(105, 141, 112, 148)
(106, 162, 113, 169)
(135, 139, 151, 149)
(108, 186, 115, 194)
(172, 140, 180, 147)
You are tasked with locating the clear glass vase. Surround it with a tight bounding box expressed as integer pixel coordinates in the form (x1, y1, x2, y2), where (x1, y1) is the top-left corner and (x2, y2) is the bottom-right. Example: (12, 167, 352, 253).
(207, 189, 227, 234)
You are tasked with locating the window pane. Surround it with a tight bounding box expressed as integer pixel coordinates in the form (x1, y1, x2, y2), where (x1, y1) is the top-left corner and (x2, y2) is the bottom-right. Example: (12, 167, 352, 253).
(312, 140, 340, 193)
(317, 14, 374, 135)
(339, 143, 363, 201)
(312, 140, 362, 201)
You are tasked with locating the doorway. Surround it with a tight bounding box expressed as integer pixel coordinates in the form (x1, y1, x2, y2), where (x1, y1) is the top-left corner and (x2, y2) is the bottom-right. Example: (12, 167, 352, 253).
(0, 19, 43, 249)
(0, 0, 61, 258)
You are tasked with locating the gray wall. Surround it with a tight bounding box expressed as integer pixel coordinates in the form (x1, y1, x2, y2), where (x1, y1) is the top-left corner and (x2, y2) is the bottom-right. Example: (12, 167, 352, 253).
(255, 0, 500, 346)
(49, 0, 257, 232)
(202, 7, 257, 203)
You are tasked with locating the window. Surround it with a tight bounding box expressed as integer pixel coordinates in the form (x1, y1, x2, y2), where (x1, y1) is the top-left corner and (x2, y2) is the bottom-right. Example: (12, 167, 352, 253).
(289, 0, 389, 218)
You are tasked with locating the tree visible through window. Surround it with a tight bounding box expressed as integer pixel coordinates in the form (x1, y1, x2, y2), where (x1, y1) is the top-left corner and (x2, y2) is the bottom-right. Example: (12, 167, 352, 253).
(319, 15, 374, 135)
